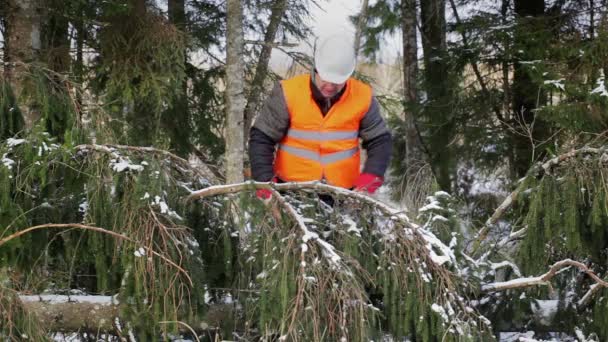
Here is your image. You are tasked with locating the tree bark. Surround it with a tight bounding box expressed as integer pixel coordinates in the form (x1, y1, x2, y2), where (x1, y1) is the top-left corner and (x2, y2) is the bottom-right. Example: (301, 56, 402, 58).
(419, 0, 452, 191)
(4, 0, 42, 129)
(501, 0, 511, 115)
(511, 0, 547, 179)
(166, 0, 191, 157)
(243, 0, 288, 141)
(18, 295, 232, 333)
(401, 0, 427, 206)
(225, 0, 246, 184)
(42, 0, 70, 73)
(354, 0, 370, 58)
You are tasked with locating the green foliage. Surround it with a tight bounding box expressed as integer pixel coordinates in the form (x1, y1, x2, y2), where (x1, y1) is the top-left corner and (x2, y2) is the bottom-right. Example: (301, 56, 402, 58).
(0, 286, 50, 341)
(501, 147, 608, 339)
(518, 156, 608, 275)
(230, 192, 493, 341)
(0, 132, 215, 338)
(0, 80, 24, 140)
(96, 10, 186, 146)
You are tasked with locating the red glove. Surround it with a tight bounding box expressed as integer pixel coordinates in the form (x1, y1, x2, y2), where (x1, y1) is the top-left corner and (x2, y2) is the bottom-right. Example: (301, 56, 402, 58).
(354, 173, 383, 194)
(256, 177, 277, 200)
(256, 188, 272, 200)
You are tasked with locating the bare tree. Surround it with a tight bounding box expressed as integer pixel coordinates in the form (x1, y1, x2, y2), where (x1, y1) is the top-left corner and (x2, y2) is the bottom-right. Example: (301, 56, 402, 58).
(354, 0, 370, 58)
(225, 0, 245, 183)
(243, 0, 288, 139)
(401, 0, 426, 200)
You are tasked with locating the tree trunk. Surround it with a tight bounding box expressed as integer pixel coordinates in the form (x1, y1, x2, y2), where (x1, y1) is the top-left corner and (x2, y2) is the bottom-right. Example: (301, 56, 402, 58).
(501, 0, 511, 115)
(166, 0, 191, 157)
(42, 0, 70, 73)
(354, 0, 370, 58)
(511, 0, 546, 178)
(74, 3, 85, 119)
(225, 0, 245, 184)
(18, 295, 232, 333)
(401, 0, 426, 204)
(4, 0, 42, 129)
(419, 0, 452, 191)
(242, 0, 288, 141)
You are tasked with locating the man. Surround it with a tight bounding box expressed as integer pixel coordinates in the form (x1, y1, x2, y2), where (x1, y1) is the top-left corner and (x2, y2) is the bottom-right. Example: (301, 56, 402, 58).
(248, 33, 392, 200)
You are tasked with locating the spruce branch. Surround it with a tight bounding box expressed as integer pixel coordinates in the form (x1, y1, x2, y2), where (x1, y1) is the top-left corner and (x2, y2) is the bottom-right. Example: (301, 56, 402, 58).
(481, 259, 608, 293)
(188, 181, 412, 223)
(472, 144, 608, 254)
(540, 146, 608, 175)
(269, 188, 342, 268)
(74, 143, 218, 184)
(0, 223, 192, 286)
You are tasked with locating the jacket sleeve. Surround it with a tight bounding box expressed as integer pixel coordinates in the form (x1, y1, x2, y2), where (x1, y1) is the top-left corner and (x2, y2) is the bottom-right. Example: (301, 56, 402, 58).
(251, 82, 290, 142)
(248, 127, 277, 182)
(360, 97, 392, 177)
(248, 82, 290, 182)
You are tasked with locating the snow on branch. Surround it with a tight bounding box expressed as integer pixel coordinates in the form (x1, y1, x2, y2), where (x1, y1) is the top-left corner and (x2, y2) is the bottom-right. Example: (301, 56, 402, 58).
(74, 143, 219, 184)
(541, 146, 608, 175)
(473, 145, 608, 254)
(481, 259, 608, 294)
(269, 188, 342, 268)
(188, 181, 461, 268)
(188, 180, 411, 223)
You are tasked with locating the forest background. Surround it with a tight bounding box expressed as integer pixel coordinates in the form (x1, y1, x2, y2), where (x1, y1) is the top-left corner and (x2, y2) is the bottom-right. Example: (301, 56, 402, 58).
(1, 0, 608, 341)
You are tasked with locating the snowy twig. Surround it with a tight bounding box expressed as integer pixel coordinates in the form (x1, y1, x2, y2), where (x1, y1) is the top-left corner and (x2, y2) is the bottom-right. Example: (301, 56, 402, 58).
(187, 181, 465, 268)
(269, 188, 342, 267)
(481, 259, 608, 293)
(0, 223, 192, 286)
(541, 146, 608, 175)
(188, 181, 411, 223)
(74, 144, 218, 183)
(490, 260, 522, 278)
(473, 145, 608, 253)
(578, 283, 603, 309)
(471, 182, 525, 253)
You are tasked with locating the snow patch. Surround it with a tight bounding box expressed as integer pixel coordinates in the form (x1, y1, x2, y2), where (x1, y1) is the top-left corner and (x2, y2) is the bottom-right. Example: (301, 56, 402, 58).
(591, 70, 608, 97)
(1, 153, 15, 170)
(544, 79, 565, 91)
(134, 247, 146, 257)
(110, 158, 145, 173)
(6, 138, 26, 147)
(20, 294, 118, 305)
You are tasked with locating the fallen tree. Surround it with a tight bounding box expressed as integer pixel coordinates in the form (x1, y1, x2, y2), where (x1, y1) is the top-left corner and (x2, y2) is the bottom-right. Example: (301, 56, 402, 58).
(0, 134, 494, 341)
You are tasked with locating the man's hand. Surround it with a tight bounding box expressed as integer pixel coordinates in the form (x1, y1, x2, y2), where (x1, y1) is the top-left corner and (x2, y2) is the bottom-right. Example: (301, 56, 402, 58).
(256, 188, 272, 200)
(354, 173, 383, 194)
(256, 177, 278, 201)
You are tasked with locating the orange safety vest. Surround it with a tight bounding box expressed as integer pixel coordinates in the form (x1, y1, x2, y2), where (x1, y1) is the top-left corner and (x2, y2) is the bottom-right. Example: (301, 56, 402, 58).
(274, 74, 373, 188)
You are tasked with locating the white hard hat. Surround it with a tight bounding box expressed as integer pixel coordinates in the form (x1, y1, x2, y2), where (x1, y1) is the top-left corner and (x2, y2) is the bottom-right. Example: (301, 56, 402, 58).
(314, 33, 356, 84)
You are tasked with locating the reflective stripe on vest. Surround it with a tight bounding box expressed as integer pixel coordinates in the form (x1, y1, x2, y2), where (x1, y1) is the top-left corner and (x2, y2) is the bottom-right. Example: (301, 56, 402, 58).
(286, 128, 359, 141)
(279, 144, 359, 165)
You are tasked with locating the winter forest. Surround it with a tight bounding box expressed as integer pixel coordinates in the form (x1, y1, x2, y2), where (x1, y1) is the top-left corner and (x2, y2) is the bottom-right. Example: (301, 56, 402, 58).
(0, 0, 608, 341)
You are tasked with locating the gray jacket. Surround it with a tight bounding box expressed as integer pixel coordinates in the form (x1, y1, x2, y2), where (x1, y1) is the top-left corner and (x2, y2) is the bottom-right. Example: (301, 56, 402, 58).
(249, 77, 392, 183)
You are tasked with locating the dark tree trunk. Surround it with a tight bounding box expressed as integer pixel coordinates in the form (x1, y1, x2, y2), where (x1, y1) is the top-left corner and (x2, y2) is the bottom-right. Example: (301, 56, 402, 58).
(354, 0, 370, 58)
(401, 0, 426, 199)
(4, 0, 42, 129)
(242, 0, 288, 141)
(511, 0, 547, 178)
(419, 0, 452, 191)
(42, 0, 70, 73)
(166, 0, 190, 157)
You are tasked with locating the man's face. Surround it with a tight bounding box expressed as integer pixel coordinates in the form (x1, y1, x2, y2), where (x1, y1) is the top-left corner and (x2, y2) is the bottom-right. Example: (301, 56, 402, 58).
(315, 73, 346, 98)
